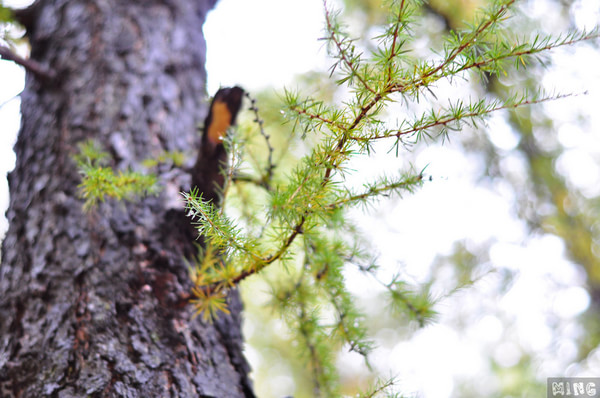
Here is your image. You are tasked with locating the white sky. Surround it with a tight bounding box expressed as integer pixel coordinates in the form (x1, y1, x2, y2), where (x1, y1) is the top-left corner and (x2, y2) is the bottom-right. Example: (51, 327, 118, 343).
(1, 0, 599, 397)
(0, 61, 22, 236)
(204, 0, 328, 93)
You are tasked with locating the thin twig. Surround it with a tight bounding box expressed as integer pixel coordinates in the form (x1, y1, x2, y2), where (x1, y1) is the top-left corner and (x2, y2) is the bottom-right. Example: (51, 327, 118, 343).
(289, 104, 346, 130)
(0, 45, 55, 81)
(245, 92, 276, 188)
(324, 0, 376, 95)
(386, 0, 406, 84)
(0, 91, 21, 109)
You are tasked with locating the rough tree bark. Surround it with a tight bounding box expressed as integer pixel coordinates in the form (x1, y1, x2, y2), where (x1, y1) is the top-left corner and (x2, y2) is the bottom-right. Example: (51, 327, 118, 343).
(0, 0, 254, 397)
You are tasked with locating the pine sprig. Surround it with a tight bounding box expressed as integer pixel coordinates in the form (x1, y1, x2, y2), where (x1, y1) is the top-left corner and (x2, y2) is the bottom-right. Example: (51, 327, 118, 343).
(454, 27, 600, 77)
(358, 376, 402, 398)
(348, 91, 577, 146)
(304, 234, 375, 360)
(326, 171, 425, 210)
(74, 140, 159, 210)
(386, 278, 438, 327)
(183, 188, 261, 258)
(296, 296, 338, 397)
(323, 0, 376, 94)
(190, 285, 230, 322)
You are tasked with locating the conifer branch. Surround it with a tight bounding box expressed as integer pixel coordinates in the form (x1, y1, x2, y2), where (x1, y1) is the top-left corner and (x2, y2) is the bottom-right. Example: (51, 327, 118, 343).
(212, 14, 594, 303)
(323, 0, 376, 94)
(425, 0, 517, 81)
(385, 0, 407, 84)
(456, 28, 600, 74)
(349, 92, 576, 143)
(288, 102, 346, 130)
(183, 189, 262, 259)
(358, 377, 398, 398)
(325, 172, 424, 210)
(181, 6, 597, 386)
(298, 301, 326, 397)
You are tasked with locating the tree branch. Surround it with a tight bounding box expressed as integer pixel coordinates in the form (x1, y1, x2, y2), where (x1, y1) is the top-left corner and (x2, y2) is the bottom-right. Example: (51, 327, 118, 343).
(0, 45, 55, 81)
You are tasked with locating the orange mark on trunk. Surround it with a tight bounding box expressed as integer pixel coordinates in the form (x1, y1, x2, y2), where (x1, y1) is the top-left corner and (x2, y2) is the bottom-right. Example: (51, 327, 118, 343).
(207, 100, 232, 145)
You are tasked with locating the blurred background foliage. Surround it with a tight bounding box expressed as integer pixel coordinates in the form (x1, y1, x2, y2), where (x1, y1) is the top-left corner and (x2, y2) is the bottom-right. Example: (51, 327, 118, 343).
(234, 0, 599, 397)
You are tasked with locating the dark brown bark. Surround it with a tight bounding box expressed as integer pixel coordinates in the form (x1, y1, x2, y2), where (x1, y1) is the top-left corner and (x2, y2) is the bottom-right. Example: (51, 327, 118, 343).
(0, 0, 253, 397)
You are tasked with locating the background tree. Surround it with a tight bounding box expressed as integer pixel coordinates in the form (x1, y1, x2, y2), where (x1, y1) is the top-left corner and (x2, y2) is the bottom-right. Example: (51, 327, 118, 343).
(0, 0, 253, 396)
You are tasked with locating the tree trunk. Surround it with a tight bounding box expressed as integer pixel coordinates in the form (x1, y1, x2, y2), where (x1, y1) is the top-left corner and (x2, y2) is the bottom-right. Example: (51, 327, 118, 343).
(0, 0, 253, 397)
